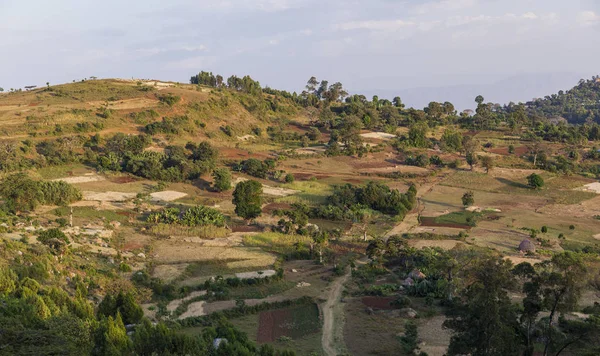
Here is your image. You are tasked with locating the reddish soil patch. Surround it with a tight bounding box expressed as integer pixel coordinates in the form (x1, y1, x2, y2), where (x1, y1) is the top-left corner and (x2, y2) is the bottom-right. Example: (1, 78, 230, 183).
(110, 176, 139, 184)
(293, 173, 314, 181)
(263, 203, 291, 214)
(488, 146, 528, 156)
(256, 304, 320, 343)
(420, 217, 471, 229)
(361, 296, 396, 310)
(231, 225, 262, 233)
(116, 211, 136, 218)
(122, 241, 145, 251)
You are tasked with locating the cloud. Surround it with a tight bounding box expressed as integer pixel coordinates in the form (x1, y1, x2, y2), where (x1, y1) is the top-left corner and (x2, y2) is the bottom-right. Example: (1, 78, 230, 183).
(334, 19, 416, 32)
(414, 0, 478, 15)
(578, 11, 600, 26)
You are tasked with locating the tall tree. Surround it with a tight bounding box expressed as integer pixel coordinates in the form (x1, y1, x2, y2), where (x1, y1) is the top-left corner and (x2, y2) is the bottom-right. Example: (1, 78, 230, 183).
(232, 180, 263, 221)
(444, 257, 522, 356)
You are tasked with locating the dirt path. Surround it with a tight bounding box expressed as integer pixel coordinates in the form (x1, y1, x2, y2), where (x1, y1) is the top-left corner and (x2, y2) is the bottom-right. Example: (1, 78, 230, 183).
(321, 268, 351, 356)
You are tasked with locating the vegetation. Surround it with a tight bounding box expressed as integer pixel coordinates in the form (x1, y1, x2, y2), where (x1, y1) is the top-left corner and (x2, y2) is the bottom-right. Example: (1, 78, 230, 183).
(2, 72, 600, 355)
(233, 180, 263, 221)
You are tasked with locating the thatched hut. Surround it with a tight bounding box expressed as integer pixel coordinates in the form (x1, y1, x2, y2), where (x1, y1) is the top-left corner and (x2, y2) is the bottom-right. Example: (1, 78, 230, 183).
(518, 239, 536, 253)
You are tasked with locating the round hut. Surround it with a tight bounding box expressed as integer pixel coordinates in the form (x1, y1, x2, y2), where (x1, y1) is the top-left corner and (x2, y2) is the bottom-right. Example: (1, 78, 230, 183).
(518, 239, 536, 253)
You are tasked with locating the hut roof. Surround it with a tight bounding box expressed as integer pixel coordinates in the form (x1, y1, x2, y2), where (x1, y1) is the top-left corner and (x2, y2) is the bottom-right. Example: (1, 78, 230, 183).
(408, 269, 426, 280)
(519, 239, 536, 252)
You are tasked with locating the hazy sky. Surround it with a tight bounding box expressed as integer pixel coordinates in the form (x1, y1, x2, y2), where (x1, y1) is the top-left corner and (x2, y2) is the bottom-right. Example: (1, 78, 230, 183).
(1, 0, 599, 108)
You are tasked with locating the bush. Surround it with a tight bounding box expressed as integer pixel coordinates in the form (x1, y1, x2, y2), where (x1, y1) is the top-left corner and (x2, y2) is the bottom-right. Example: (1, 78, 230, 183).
(212, 168, 232, 192)
(527, 173, 544, 189)
(284, 173, 295, 183)
(158, 94, 181, 107)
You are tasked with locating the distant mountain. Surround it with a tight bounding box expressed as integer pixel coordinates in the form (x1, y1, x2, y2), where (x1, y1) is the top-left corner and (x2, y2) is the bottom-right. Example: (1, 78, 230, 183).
(357, 72, 592, 111)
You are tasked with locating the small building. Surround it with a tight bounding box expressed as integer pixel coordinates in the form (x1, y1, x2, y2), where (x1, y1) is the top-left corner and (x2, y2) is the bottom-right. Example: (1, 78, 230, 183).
(408, 269, 426, 280)
(519, 239, 536, 253)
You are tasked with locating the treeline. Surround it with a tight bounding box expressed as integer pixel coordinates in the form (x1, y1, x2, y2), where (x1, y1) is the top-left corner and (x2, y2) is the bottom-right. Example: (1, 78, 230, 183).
(190, 71, 262, 95)
(361, 239, 600, 355)
(312, 182, 417, 221)
(0, 173, 81, 213)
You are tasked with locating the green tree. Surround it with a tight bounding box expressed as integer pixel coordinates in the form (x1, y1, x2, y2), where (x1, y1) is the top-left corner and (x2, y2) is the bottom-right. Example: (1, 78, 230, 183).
(462, 191, 474, 207)
(527, 173, 544, 189)
(93, 314, 132, 356)
(480, 155, 494, 174)
(212, 168, 232, 192)
(232, 180, 263, 221)
(444, 257, 522, 356)
(466, 151, 477, 170)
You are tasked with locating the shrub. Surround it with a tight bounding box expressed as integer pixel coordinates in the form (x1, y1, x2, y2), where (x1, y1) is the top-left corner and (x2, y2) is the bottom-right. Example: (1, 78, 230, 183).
(527, 173, 544, 189)
(158, 94, 181, 107)
(212, 168, 232, 192)
(461, 191, 474, 207)
(284, 173, 295, 183)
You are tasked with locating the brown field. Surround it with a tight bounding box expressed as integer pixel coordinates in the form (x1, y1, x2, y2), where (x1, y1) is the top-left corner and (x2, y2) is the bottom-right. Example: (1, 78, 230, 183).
(361, 296, 396, 310)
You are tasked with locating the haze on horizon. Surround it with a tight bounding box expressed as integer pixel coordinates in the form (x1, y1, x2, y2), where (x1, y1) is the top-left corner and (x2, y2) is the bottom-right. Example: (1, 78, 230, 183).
(1, 0, 599, 109)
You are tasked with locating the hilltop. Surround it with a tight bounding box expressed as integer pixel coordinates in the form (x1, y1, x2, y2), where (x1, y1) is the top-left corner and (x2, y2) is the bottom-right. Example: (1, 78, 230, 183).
(0, 73, 600, 355)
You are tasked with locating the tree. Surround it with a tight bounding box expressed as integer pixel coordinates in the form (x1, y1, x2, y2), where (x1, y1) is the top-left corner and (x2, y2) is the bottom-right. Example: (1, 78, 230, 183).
(444, 257, 522, 356)
(0, 87, 4, 92)
(212, 168, 232, 192)
(466, 151, 477, 170)
(232, 180, 263, 221)
(527, 173, 544, 190)
(475, 95, 485, 105)
(462, 191, 474, 207)
(480, 155, 494, 174)
(93, 314, 132, 356)
(393, 96, 405, 109)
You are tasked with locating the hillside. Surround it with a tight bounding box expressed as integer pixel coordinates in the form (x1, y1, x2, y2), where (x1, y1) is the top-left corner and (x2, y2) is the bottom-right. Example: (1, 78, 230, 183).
(522, 76, 600, 124)
(0, 74, 600, 356)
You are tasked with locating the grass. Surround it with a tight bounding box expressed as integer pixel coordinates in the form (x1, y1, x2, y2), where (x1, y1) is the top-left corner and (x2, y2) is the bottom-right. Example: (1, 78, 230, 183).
(228, 280, 296, 300)
(275, 180, 333, 205)
(243, 232, 312, 256)
(52, 206, 132, 223)
(35, 163, 93, 179)
(149, 223, 229, 239)
(174, 260, 264, 283)
(434, 211, 480, 226)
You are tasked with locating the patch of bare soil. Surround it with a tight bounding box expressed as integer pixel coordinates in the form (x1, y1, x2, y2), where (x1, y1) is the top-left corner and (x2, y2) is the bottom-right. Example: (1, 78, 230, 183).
(149, 190, 187, 202)
(504, 256, 543, 265)
(178, 301, 207, 319)
(237, 134, 256, 141)
(234, 178, 299, 197)
(360, 132, 396, 140)
(295, 146, 326, 155)
(88, 97, 159, 110)
(577, 182, 600, 194)
(152, 263, 190, 283)
(83, 191, 136, 202)
(167, 291, 207, 313)
(418, 316, 451, 356)
(409, 240, 464, 250)
(54, 175, 104, 184)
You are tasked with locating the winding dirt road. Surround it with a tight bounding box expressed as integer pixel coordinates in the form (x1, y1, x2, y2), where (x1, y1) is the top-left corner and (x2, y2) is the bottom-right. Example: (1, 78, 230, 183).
(321, 268, 351, 356)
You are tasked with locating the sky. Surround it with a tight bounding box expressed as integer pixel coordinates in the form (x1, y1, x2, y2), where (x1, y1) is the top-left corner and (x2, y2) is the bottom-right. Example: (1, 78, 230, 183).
(1, 0, 599, 109)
